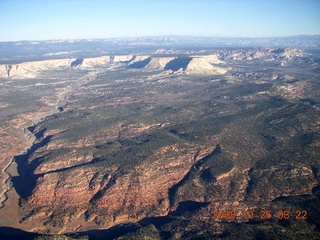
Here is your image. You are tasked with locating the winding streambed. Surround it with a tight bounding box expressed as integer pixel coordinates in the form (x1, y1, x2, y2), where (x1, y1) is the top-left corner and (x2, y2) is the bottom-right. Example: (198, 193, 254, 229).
(0, 69, 100, 209)
(0, 159, 15, 208)
(0, 126, 35, 208)
(0, 108, 65, 209)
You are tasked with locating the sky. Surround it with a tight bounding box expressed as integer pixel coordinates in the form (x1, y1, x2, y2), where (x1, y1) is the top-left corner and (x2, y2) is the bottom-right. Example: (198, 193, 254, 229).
(0, 0, 319, 41)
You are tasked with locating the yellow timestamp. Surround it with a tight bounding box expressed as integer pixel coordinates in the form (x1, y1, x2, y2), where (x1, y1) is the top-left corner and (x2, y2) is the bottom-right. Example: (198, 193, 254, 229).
(212, 209, 307, 221)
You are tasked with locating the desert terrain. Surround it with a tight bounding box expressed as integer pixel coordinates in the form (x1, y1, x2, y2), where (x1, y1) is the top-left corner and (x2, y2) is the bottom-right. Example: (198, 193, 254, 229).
(0, 38, 319, 239)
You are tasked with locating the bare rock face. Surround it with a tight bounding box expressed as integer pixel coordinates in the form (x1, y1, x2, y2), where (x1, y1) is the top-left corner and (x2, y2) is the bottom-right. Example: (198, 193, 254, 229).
(1, 54, 228, 79)
(21, 140, 215, 228)
(0, 55, 132, 79)
(79, 56, 110, 69)
(89, 144, 212, 222)
(185, 55, 228, 75)
(28, 168, 99, 208)
(144, 57, 174, 71)
(281, 48, 303, 59)
(0, 48, 304, 79)
(219, 48, 304, 61)
(1, 59, 71, 78)
(112, 55, 134, 63)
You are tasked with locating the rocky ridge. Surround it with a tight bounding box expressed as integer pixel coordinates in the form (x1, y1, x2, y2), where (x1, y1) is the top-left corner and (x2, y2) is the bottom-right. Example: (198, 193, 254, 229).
(1, 48, 304, 79)
(1, 54, 226, 79)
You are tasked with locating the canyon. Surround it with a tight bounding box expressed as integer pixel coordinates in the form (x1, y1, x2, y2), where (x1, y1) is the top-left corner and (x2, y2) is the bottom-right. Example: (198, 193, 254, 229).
(0, 44, 319, 239)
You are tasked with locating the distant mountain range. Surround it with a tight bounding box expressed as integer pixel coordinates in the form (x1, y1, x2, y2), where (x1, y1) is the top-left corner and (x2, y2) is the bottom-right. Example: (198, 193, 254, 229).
(0, 35, 319, 63)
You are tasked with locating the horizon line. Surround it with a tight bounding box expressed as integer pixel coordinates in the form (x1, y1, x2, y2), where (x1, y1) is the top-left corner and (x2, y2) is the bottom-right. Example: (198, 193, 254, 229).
(1, 34, 319, 43)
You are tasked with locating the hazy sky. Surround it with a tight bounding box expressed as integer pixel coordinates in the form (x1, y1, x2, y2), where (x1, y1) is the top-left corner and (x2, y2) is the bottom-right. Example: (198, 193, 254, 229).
(0, 0, 319, 41)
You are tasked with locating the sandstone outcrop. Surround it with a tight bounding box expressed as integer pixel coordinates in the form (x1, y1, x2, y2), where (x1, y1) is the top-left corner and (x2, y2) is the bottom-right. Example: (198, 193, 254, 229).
(0, 48, 304, 79)
(219, 48, 304, 61)
(23, 142, 215, 227)
(185, 55, 227, 75)
(1, 55, 227, 79)
(1, 59, 71, 78)
(144, 57, 174, 71)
